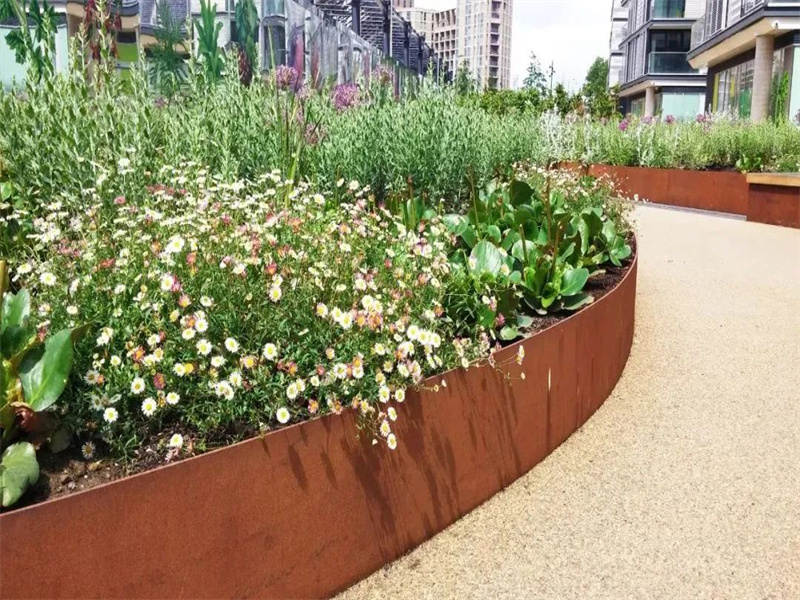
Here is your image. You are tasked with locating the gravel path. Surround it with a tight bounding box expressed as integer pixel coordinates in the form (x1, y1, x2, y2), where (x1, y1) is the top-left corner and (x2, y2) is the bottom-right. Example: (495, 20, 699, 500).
(338, 205, 800, 600)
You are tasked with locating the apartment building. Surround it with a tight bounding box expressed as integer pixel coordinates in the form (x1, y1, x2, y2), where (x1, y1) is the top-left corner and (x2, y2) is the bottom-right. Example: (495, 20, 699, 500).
(688, 0, 800, 121)
(398, 5, 436, 42)
(456, 0, 512, 89)
(432, 7, 457, 76)
(618, 0, 708, 118)
(609, 0, 630, 86)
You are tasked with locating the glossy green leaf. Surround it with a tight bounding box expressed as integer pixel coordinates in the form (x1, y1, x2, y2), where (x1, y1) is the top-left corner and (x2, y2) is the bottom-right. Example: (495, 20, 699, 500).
(0, 442, 40, 507)
(511, 239, 536, 264)
(470, 240, 503, 276)
(19, 329, 73, 412)
(486, 225, 502, 244)
(2, 289, 30, 329)
(561, 292, 594, 311)
(499, 326, 520, 341)
(561, 268, 590, 297)
(509, 179, 534, 207)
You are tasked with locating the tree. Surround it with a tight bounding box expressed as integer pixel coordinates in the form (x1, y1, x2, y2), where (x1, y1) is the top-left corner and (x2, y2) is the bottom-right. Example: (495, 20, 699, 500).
(581, 57, 619, 118)
(454, 61, 475, 96)
(148, 0, 187, 97)
(523, 52, 547, 94)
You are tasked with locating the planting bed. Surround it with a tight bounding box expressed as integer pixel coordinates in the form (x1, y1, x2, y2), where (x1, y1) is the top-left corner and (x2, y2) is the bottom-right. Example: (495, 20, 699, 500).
(0, 255, 637, 600)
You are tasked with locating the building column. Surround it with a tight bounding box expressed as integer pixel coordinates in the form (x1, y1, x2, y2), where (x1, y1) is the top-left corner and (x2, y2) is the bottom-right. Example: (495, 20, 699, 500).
(751, 35, 775, 123)
(645, 86, 656, 118)
(351, 0, 361, 37)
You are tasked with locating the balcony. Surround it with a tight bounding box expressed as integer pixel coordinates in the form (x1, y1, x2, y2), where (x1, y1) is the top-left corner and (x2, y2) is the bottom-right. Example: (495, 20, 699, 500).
(651, 0, 685, 18)
(647, 51, 697, 74)
(691, 0, 800, 50)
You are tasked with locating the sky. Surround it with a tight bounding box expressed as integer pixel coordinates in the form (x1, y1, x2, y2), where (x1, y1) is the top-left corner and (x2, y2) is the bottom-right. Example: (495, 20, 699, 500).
(413, 0, 613, 91)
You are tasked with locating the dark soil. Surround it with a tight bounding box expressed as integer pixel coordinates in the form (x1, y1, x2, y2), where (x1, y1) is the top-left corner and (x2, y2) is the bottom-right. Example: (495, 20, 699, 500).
(7, 247, 635, 511)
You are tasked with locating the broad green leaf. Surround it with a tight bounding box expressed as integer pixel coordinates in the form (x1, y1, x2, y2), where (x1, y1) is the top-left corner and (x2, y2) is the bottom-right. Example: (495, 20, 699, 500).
(516, 315, 534, 328)
(509, 180, 533, 207)
(19, 329, 73, 412)
(460, 225, 478, 249)
(508, 270, 522, 285)
(2, 289, 30, 329)
(470, 240, 503, 276)
(513, 206, 536, 227)
(561, 268, 590, 297)
(486, 225, 502, 244)
(477, 305, 495, 329)
(0, 325, 36, 360)
(499, 326, 520, 341)
(511, 239, 536, 264)
(501, 230, 520, 252)
(602, 219, 618, 244)
(561, 292, 594, 311)
(0, 442, 39, 507)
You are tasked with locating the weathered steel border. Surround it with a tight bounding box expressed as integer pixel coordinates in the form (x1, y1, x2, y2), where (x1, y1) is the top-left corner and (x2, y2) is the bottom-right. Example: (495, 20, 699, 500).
(558, 163, 799, 229)
(0, 258, 638, 600)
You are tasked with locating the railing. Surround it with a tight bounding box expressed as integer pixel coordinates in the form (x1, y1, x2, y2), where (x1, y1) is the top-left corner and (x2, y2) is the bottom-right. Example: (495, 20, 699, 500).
(648, 51, 697, 74)
(740, 0, 764, 16)
(691, 0, 800, 50)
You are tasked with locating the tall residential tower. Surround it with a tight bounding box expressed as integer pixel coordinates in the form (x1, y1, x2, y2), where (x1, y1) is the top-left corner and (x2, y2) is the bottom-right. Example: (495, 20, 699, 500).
(456, 0, 513, 88)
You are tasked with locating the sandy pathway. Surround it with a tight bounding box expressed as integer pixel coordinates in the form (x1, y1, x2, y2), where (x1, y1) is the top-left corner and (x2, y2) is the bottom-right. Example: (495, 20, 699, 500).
(338, 205, 800, 600)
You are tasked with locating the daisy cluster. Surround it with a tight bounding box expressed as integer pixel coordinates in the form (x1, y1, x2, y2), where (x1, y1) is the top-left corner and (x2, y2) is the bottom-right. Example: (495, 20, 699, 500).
(8, 165, 489, 457)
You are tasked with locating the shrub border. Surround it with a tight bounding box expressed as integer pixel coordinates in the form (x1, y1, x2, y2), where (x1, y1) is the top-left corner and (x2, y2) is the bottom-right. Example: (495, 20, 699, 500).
(0, 257, 638, 600)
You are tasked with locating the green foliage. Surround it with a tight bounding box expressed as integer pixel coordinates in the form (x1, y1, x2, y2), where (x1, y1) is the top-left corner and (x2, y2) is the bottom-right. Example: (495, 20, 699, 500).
(454, 61, 476, 95)
(523, 52, 547, 94)
(148, 0, 187, 97)
(0, 260, 84, 506)
(443, 167, 633, 338)
(0, 0, 57, 84)
(770, 72, 790, 123)
(194, 0, 225, 85)
(581, 58, 618, 119)
(1, 441, 39, 507)
(234, 0, 258, 86)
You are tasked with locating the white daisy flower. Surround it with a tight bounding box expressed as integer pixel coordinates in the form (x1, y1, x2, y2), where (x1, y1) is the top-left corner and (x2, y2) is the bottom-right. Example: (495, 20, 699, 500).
(169, 433, 184, 449)
(262, 343, 278, 361)
(130, 377, 146, 395)
(196, 339, 212, 356)
(166, 392, 180, 405)
(103, 407, 119, 424)
(225, 337, 240, 353)
(387, 433, 398, 450)
(141, 398, 158, 416)
(276, 407, 291, 424)
(39, 272, 57, 286)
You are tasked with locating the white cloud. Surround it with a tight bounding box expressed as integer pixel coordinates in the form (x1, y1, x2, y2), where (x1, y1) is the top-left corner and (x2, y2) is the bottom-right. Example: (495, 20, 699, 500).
(410, 0, 613, 91)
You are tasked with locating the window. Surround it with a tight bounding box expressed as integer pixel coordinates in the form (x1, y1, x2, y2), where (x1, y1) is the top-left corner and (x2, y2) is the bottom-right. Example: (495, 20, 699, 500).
(712, 59, 755, 117)
(651, 0, 685, 18)
(649, 30, 690, 52)
(705, 0, 725, 37)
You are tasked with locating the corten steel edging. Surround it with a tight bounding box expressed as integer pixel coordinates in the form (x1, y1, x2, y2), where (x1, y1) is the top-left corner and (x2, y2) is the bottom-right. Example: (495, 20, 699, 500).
(0, 258, 638, 600)
(746, 183, 800, 229)
(586, 164, 749, 216)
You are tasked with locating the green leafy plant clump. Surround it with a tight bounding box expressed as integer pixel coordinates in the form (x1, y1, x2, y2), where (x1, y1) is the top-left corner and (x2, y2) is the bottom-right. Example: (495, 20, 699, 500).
(0, 261, 85, 507)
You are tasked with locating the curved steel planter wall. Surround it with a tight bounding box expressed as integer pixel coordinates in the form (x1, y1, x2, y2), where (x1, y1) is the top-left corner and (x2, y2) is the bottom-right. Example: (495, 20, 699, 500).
(0, 259, 638, 600)
(560, 163, 799, 229)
